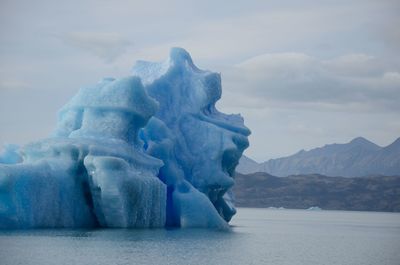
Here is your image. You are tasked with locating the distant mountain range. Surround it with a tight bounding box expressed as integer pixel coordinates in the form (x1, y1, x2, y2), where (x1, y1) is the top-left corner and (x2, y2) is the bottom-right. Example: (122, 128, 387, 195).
(233, 172, 400, 212)
(237, 137, 400, 177)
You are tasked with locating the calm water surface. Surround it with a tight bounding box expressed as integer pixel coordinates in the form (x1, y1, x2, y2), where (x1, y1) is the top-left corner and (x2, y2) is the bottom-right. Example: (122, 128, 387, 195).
(1, 208, 399, 265)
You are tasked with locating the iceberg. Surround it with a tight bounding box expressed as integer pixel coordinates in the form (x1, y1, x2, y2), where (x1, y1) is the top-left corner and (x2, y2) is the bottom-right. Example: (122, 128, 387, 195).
(306, 206, 322, 211)
(0, 48, 250, 229)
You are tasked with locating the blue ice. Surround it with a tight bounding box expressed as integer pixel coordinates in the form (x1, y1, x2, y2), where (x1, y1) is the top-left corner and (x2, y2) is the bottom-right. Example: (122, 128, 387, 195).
(0, 48, 250, 229)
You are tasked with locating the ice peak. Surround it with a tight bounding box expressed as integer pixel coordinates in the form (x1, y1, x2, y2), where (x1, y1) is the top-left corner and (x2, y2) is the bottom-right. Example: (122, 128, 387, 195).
(169, 47, 194, 65)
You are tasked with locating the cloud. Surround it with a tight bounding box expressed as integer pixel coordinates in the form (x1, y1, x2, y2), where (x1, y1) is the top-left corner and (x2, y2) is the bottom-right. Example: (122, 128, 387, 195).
(372, 0, 400, 52)
(322, 54, 381, 77)
(0, 79, 29, 91)
(222, 52, 400, 113)
(237, 53, 318, 79)
(62, 31, 132, 63)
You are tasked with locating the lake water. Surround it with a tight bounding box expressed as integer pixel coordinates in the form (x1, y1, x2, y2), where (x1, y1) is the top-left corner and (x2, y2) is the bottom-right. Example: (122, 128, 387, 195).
(1, 208, 399, 265)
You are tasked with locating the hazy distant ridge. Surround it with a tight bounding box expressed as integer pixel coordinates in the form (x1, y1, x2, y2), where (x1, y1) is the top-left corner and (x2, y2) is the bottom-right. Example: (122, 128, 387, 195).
(237, 137, 400, 177)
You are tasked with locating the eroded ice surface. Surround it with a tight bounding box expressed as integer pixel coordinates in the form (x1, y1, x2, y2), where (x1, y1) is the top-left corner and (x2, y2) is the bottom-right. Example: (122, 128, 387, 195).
(0, 48, 250, 229)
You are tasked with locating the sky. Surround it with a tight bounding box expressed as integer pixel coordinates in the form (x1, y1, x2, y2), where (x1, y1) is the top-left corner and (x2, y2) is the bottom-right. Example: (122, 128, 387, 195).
(0, 0, 399, 162)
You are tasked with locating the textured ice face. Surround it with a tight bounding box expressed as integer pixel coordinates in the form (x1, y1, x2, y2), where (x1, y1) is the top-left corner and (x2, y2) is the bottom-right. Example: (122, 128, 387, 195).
(136, 48, 250, 227)
(0, 77, 166, 229)
(0, 48, 250, 229)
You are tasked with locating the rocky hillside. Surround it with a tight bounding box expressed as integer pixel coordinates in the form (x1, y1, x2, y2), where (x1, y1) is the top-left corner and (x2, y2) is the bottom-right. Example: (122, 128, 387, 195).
(233, 172, 400, 212)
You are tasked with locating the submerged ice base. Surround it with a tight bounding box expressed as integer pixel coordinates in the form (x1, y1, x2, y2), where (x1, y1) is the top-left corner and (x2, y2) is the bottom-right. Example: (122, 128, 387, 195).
(0, 48, 250, 229)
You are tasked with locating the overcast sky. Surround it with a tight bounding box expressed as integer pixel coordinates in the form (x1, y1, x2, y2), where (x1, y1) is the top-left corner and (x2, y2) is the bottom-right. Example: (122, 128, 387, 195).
(1, 0, 399, 161)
